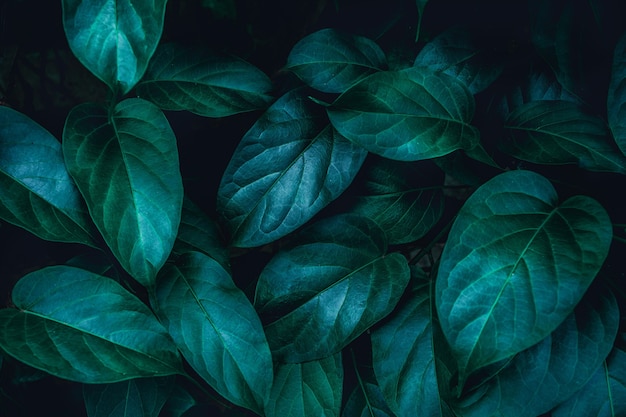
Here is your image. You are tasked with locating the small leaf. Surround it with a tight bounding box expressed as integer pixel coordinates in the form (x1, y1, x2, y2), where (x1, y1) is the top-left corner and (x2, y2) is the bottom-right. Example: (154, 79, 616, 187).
(0, 106, 97, 247)
(503, 100, 626, 174)
(0, 266, 183, 383)
(136, 43, 273, 117)
(415, 0, 428, 42)
(608, 31, 626, 156)
(327, 67, 480, 161)
(217, 89, 367, 248)
(62, 0, 167, 94)
(83, 376, 175, 417)
(154, 251, 273, 414)
(436, 170, 612, 386)
(286, 28, 386, 93)
(265, 353, 343, 417)
(255, 214, 410, 363)
(342, 381, 394, 417)
(63, 98, 183, 287)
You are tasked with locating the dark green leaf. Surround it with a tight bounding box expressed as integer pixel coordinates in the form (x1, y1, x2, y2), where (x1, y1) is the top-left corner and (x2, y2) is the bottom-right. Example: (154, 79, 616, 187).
(255, 214, 410, 363)
(415, 0, 428, 42)
(136, 43, 273, 117)
(154, 251, 273, 414)
(0, 106, 97, 246)
(436, 170, 612, 386)
(62, 0, 167, 94)
(503, 100, 626, 174)
(608, 31, 626, 156)
(286, 28, 386, 94)
(217, 89, 367, 248)
(342, 381, 394, 417)
(265, 353, 343, 417)
(83, 376, 174, 417)
(327, 67, 480, 161)
(0, 266, 183, 383)
(63, 98, 183, 287)
(163, 383, 198, 417)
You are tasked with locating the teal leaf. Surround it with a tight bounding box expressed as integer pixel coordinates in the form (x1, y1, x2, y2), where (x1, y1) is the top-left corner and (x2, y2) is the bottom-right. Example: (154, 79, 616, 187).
(455, 285, 620, 417)
(608, 31, 626, 157)
(0, 266, 183, 383)
(154, 251, 273, 414)
(327, 67, 480, 161)
(503, 100, 626, 174)
(136, 43, 273, 117)
(162, 384, 198, 417)
(217, 89, 367, 248)
(63, 98, 183, 287)
(415, 0, 428, 42)
(435, 170, 612, 386)
(62, 0, 167, 94)
(342, 381, 394, 417)
(83, 376, 175, 417)
(0, 106, 97, 247)
(255, 214, 410, 363)
(265, 353, 343, 417)
(286, 28, 386, 94)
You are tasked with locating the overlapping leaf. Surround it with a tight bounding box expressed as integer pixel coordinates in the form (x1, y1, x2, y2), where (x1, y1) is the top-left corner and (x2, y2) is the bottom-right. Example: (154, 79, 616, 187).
(63, 98, 183, 287)
(154, 251, 273, 414)
(0, 106, 97, 246)
(327, 67, 480, 161)
(62, 0, 167, 94)
(217, 89, 367, 247)
(255, 214, 410, 363)
(436, 170, 612, 386)
(136, 43, 274, 117)
(608, 31, 626, 156)
(0, 266, 183, 383)
(342, 381, 394, 417)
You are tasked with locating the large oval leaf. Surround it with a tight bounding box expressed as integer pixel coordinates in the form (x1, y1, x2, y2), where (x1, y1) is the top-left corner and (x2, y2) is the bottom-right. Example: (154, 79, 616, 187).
(154, 251, 273, 414)
(0, 266, 183, 383)
(62, 0, 167, 94)
(217, 89, 367, 248)
(286, 28, 387, 94)
(136, 43, 274, 117)
(608, 31, 626, 156)
(0, 106, 97, 247)
(63, 98, 183, 287)
(435, 170, 612, 386)
(327, 67, 480, 161)
(255, 214, 410, 363)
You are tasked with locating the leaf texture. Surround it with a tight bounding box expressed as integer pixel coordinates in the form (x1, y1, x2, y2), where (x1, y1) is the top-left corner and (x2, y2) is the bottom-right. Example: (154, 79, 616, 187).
(342, 381, 394, 417)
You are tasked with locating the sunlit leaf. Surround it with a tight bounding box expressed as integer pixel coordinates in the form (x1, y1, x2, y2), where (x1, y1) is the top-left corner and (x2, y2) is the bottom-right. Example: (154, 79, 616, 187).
(608, 31, 626, 156)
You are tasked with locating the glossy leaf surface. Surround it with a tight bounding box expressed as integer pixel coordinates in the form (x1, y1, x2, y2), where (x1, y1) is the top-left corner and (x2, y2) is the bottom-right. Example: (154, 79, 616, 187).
(286, 28, 386, 93)
(255, 214, 410, 363)
(217, 89, 367, 247)
(154, 251, 273, 414)
(327, 67, 480, 161)
(608, 31, 626, 156)
(62, 0, 167, 94)
(0, 266, 183, 383)
(63, 98, 183, 287)
(136, 43, 273, 117)
(436, 170, 612, 384)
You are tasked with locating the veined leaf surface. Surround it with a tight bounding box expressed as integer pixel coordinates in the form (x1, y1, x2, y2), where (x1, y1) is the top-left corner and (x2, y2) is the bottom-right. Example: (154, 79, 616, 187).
(608, 31, 626, 156)
(342, 381, 394, 417)
(63, 98, 183, 287)
(0, 266, 183, 383)
(327, 67, 480, 161)
(436, 170, 612, 385)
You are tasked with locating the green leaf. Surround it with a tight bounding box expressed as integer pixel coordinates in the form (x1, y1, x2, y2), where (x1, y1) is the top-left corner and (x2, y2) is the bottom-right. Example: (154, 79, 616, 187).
(255, 214, 410, 363)
(285, 28, 386, 94)
(455, 285, 620, 417)
(217, 89, 367, 248)
(62, 0, 167, 94)
(83, 376, 174, 417)
(154, 251, 273, 414)
(162, 383, 198, 417)
(608, 31, 626, 157)
(349, 158, 444, 244)
(415, 0, 428, 42)
(327, 67, 480, 161)
(342, 381, 394, 417)
(0, 106, 97, 247)
(265, 353, 343, 417)
(136, 43, 273, 117)
(503, 100, 626, 174)
(63, 98, 183, 287)
(0, 266, 183, 383)
(436, 170, 612, 386)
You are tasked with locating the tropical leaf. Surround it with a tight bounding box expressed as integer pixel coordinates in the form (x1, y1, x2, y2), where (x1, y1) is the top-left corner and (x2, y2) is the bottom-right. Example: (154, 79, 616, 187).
(0, 266, 183, 383)
(63, 98, 183, 287)
(608, 31, 626, 156)
(327, 67, 480, 161)
(415, 0, 428, 42)
(342, 381, 394, 417)
(436, 170, 612, 386)
(136, 43, 273, 117)
(255, 214, 410, 363)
